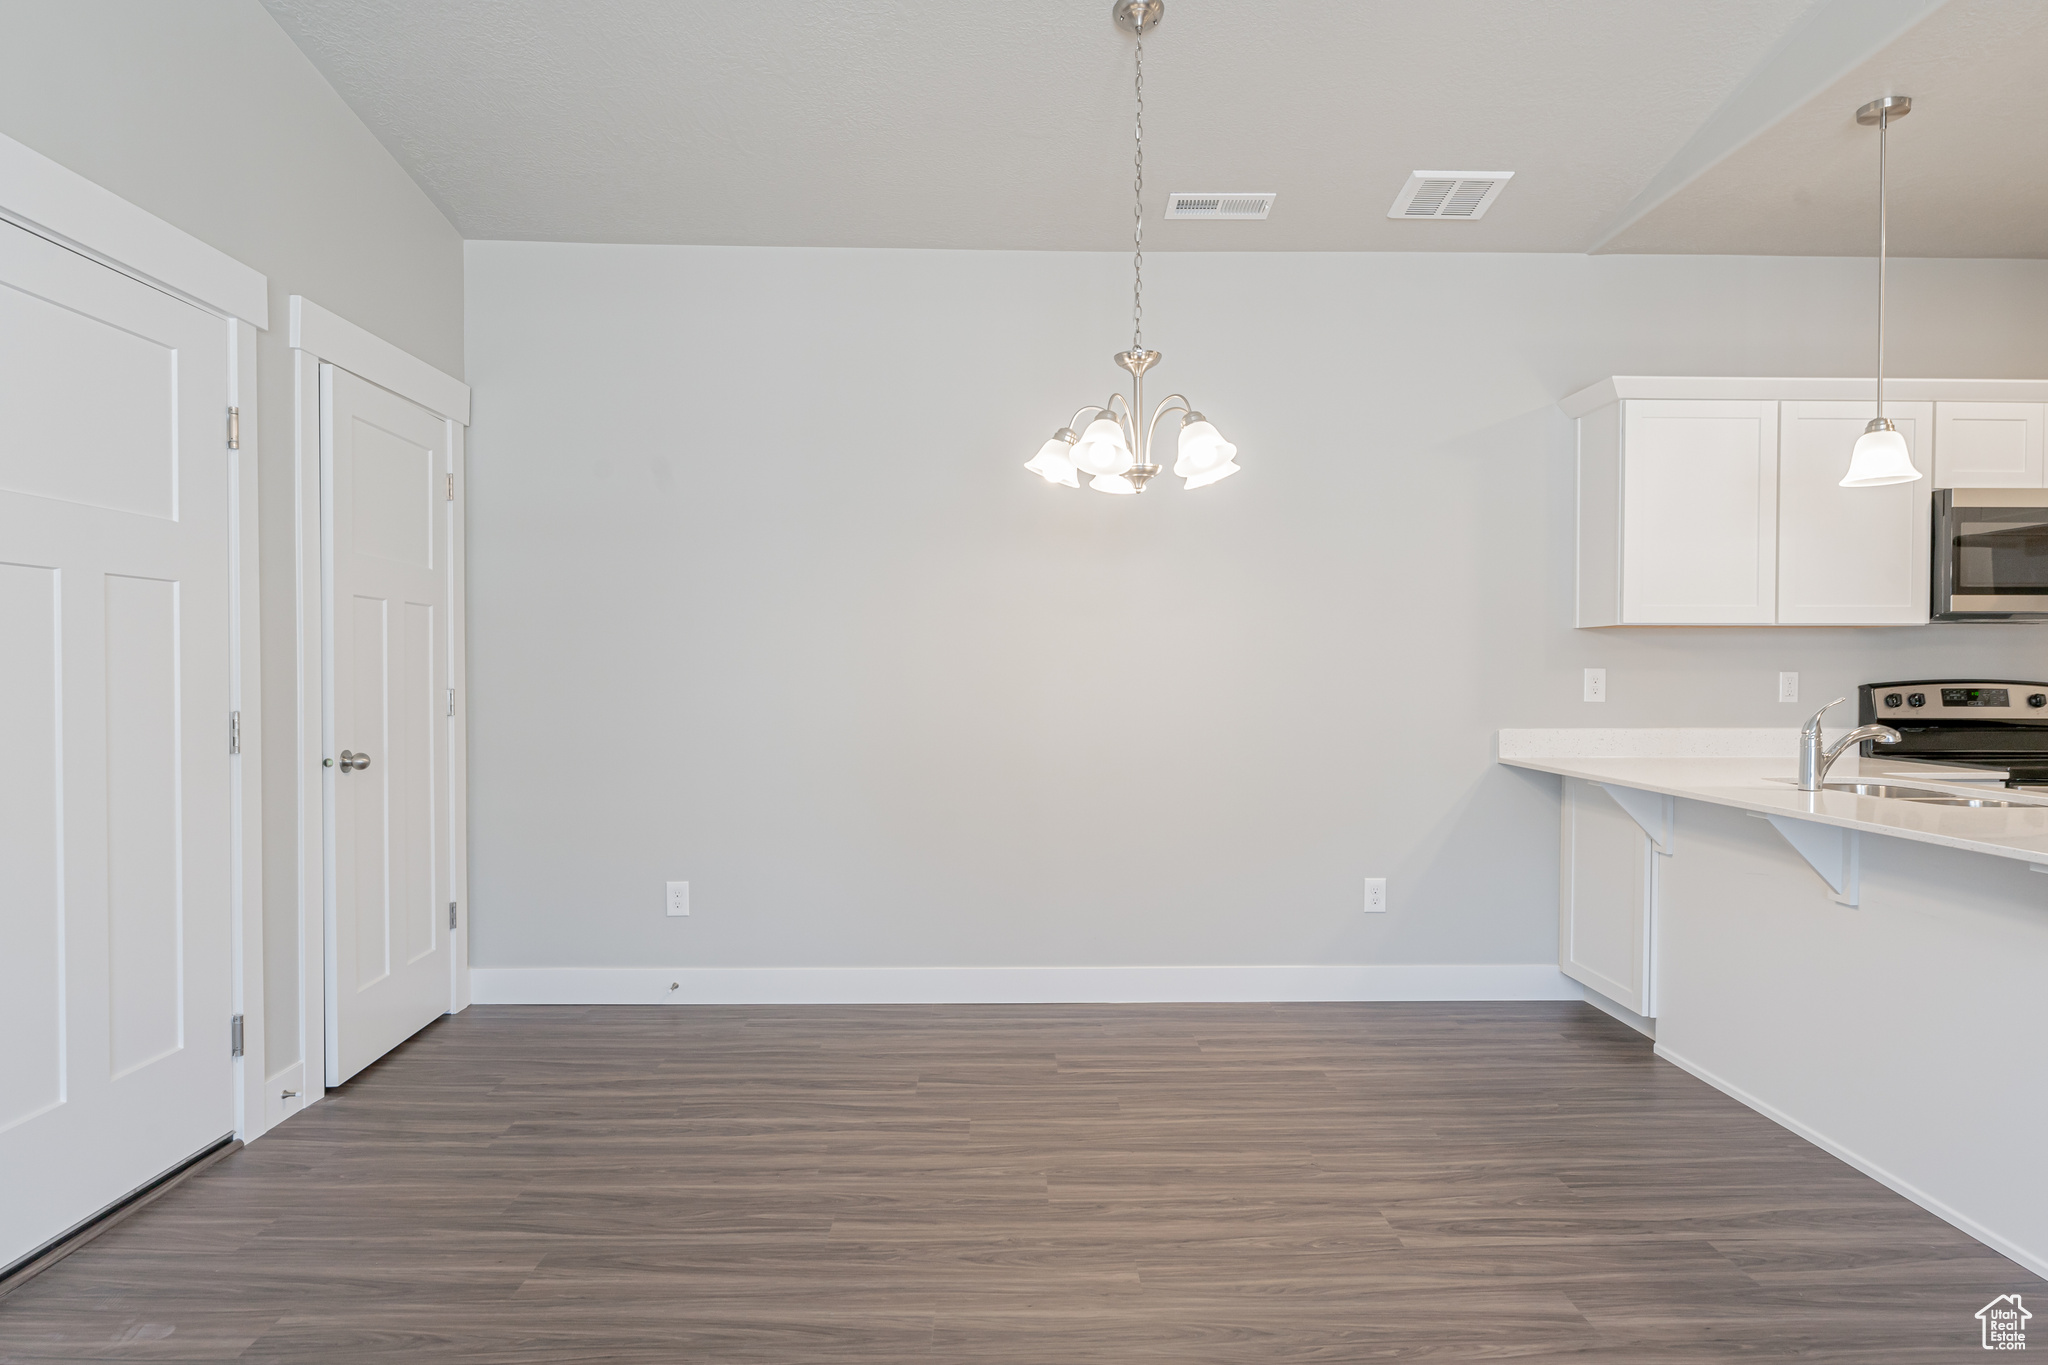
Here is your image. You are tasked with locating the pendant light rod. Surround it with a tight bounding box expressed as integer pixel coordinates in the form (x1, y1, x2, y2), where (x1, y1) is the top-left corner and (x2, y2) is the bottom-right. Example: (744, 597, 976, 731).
(1856, 95, 1910, 426)
(1840, 95, 1919, 489)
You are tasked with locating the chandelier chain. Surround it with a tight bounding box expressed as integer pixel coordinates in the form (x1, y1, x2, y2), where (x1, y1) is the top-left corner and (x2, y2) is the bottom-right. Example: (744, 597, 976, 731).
(1132, 20, 1144, 353)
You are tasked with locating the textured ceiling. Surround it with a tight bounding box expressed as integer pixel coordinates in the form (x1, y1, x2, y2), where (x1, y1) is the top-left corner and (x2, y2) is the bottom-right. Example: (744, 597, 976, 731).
(1602, 0, 2048, 257)
(259, 0, 2040, 256)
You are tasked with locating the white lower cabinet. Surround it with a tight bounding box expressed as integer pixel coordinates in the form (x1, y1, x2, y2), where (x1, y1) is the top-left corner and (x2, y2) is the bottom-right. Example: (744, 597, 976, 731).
(1559, 779, 1656, 1016)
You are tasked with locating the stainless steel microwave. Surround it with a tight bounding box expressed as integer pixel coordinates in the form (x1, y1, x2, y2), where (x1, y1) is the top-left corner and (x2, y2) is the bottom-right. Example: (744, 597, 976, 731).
(1934, 489, 2048, 621)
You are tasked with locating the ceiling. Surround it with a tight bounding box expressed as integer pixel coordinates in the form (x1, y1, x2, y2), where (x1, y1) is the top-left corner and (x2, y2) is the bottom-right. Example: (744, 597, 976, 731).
(260, 0, 2047, 256)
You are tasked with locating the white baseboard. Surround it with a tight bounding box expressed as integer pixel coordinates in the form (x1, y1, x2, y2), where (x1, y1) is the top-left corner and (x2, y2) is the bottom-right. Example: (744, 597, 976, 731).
(1655, 1043, 2048, 1280)
(470, 963, 1585, 1007)
(1580, 985, 1656, 1038)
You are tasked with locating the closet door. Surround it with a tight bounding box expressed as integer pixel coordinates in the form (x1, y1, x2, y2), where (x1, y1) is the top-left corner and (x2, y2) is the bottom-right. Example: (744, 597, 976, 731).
(0, 221, 235, 1269)
(1620, 400, 1778, 624)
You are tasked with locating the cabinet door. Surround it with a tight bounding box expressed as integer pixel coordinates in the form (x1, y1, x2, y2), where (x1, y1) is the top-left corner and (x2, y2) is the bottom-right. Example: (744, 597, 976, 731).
(1934, 402, 2045, 488)
(1559, 779, 1654, 1015)
(1621, 400, 1778, 623)
(1778, 401, 1931, 624)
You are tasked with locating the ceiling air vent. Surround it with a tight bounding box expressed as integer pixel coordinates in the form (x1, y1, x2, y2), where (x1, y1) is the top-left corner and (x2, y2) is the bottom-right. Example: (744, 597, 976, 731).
(1167, 192, 1275, 220)
(1388, 171, 1513, 220)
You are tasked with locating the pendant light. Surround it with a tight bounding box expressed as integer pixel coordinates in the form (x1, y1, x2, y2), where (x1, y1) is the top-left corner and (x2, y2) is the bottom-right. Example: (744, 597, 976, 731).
(1840, 94, 1921, 488)
(1022, 0, 1241, 495)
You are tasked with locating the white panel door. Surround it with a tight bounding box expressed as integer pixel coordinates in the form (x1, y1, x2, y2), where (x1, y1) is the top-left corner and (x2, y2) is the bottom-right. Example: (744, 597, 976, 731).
(1559, 779, 1653, 1015)
(0, 222, 234, 1268)
(1620, 400, 1779, 624)
(1933, 402, 2045, 488)
(1777, 401, 1932, 625)
(324, 365, 452, 1084)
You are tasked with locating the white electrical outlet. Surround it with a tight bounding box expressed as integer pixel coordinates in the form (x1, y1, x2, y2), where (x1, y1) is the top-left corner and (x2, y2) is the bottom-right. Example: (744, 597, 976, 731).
(666, 881, 690, 917)
(1364, 877, 1387, 913)
(1584, 668, 1606, 703)
(1778, 671, 1799, 703)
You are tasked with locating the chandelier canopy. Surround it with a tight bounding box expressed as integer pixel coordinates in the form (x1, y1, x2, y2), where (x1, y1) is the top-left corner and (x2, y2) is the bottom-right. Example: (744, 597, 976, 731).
(1023, 0, 1241, 497)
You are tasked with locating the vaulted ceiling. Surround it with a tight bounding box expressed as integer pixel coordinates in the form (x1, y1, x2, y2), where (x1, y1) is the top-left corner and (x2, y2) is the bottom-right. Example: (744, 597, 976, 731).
(261, 0, 2048, 256)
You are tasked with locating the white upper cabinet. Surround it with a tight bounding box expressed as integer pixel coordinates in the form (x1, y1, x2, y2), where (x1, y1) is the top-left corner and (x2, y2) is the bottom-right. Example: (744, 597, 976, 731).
(1581, 399, 1779, 625)
(1934, 402, 2045, 487)
(1569, 379, 2048, 628)
(1777, 401, 1931, 625)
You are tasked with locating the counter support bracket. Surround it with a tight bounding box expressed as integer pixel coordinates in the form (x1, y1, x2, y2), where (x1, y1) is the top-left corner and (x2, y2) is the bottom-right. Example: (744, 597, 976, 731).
(1600, 784, 1673, 855)
(1754, 813, 1860, 907)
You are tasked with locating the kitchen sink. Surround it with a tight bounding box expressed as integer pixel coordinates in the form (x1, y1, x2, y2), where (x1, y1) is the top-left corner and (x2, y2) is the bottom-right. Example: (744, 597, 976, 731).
(1821, 782, 1952, 799)
(1901, 795, 2029, 808)
(1821, 781, 2029, 809)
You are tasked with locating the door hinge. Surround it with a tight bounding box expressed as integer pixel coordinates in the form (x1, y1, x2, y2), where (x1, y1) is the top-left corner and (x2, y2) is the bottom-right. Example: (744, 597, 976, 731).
(227, 407, 241, 450)
(230, 1014, 245, 1058)
(447, 688, 455, 717)
(446, 472, 455, 501)
(229, 709, 241, 755)
(449, 901, 458, 930)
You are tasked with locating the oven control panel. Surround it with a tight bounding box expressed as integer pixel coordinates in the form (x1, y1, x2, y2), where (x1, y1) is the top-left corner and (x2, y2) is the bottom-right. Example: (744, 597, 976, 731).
(1861, 680, 2048, 722)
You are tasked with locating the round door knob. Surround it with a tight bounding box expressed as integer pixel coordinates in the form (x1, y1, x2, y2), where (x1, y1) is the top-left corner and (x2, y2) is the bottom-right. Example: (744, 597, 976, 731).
(338, 750, 372, 772)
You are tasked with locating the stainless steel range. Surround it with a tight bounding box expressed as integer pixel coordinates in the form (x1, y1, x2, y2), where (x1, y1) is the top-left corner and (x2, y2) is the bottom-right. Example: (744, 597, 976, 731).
(1859, 679, 2048, 787)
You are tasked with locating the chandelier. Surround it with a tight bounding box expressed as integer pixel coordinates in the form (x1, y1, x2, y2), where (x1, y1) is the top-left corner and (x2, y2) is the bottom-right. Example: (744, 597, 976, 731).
(1023, 0, 1241, 496)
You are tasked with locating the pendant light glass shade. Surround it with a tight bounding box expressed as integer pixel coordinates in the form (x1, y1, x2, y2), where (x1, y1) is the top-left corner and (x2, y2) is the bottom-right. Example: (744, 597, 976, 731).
(1173, 416, 1236, 480)
(1023, 432, 1081, 487)
(1071, 416, 1134, 477)
(1089, 472, 1138, 494)
(1840, 423, 1919, 487)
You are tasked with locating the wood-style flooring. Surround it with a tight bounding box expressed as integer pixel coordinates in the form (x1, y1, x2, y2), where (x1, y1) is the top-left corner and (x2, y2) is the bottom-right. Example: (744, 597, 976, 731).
(0, 1002, 2037, 1361)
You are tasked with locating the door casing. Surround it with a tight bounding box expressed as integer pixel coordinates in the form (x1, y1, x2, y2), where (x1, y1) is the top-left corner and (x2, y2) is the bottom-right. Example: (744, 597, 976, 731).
(289, 298, 470, 1112)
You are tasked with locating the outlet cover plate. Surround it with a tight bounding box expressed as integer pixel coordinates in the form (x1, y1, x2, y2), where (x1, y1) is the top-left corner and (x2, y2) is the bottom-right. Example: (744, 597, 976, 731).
(1364, 878, 1387, 913)
(1584, 668, 1606, 703)
(666, 881, 689, 917)
(1779, 671, 1799, 703)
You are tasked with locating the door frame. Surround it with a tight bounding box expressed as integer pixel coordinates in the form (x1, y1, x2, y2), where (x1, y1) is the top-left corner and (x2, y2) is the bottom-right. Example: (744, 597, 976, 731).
(0, 131, 271, 1142)
(290, 296, 471, 1108)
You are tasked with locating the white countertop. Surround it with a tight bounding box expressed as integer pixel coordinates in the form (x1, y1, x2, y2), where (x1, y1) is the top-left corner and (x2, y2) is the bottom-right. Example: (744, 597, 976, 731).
(1498, 729, 2048, 867)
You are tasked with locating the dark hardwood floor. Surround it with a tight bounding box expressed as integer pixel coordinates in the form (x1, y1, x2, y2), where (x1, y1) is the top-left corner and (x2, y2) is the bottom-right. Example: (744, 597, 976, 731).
(1, 1002, 2036, 1361)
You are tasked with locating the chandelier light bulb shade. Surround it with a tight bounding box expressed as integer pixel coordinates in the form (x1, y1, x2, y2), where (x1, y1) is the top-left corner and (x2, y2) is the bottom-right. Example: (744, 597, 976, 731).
(1024, 430, 1081, 486)
(1183, 460, 1241, 491)
(1071, 416, 1135, 476)
(1173, 414, 1236, 478)
(1843, 94, 1920, 488)
(1841, 422, 1919, 487)
(1014, 0, 1246, 499)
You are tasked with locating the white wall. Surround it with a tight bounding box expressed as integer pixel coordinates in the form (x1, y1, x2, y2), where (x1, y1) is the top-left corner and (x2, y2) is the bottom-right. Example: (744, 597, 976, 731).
(464, 243, 2048, 980)
(0, 2, 464, 1063)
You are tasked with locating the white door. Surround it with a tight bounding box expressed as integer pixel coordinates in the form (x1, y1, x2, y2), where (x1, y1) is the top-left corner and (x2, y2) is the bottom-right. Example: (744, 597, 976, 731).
(324, 364, 452, 1084)
(1620, 399, 1779, 624)
(1559, 779, 1654, 1015)
(0, 222, 235, 1267)
(1932, 402, 2045, 488)
(1777, 401, 1931, 625)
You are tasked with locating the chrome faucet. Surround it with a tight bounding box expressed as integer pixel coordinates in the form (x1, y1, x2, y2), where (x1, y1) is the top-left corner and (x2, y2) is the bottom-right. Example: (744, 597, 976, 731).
(1797, 697, 1902, 791)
